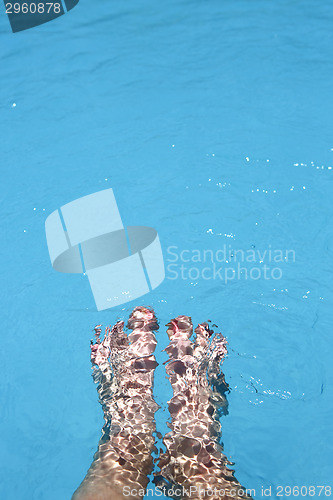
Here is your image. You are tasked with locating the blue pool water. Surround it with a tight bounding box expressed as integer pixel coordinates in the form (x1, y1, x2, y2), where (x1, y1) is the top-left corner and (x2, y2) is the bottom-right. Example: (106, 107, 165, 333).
(1, 1, 333, 498)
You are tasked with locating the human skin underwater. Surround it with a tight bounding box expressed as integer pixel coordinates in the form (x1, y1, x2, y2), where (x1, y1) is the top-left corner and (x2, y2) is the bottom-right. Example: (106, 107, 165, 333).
(71, 307, 253, 500)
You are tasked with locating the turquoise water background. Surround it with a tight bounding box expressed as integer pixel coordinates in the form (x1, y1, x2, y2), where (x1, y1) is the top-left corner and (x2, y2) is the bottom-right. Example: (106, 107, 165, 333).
(1, 1, 333, 498)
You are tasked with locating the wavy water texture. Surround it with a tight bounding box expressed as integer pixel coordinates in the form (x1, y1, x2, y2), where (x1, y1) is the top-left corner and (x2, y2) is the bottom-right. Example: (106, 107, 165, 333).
(72, 307, 159, 500)
(154, 317, 253, 500)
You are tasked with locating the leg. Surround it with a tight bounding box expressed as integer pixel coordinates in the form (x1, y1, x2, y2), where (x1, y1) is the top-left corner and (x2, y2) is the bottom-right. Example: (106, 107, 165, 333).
(72, 307, 159, 500)
(154, 316, 253, 500)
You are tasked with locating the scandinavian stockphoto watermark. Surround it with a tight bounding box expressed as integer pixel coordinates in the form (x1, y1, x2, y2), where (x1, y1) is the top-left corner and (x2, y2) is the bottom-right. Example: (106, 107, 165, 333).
(166, 245, 296, 283)
(123, 485, 332, 498)
(123, 485, 253, 498)
(45, 189, 165, 311)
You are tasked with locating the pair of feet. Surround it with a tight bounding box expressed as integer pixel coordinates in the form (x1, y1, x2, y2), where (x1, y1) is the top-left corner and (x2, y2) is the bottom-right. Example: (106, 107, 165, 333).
(72, 307, 252, 500)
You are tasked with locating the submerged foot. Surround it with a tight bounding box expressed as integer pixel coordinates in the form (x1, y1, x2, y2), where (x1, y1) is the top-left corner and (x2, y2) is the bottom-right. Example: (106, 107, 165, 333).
(72, 307, 159, 500)
(72, 309, 253, 500)
(154, 316, 253, 500)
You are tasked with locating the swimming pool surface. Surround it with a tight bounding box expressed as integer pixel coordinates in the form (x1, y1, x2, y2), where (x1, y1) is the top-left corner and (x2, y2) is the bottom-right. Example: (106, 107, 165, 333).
(1, 1, 332, 498)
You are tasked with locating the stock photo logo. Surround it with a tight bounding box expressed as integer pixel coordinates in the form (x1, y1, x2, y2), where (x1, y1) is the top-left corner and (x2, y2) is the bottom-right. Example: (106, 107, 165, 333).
(165, 245, 296, 284)
(45, 189, 165, 311)
(45, 188, 295, 309)
(3, 0, 79, 33)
